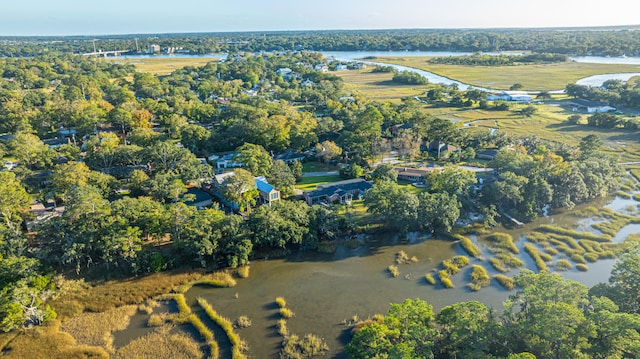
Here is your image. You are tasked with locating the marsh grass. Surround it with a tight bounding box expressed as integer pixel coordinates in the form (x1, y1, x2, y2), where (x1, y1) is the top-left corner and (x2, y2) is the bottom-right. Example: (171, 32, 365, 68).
(494, 275, 515, 290)
(61, 305, 138, 353)
(50, 271, 204, 315)
(484, 233, 519, 254)
(137, 299, 160, 314)
(280, 333, 329, 359)
(148, 312, 170, 327)
(425, 273, 436, 285)
(235, 316, 252, 329)
(467, 265, 490, 291)
(235, 266, 250, 279)
(438, 270, 454, 288)
(489, 253, 524, 273)
(0, 319, 109, 359)
(555, 259, 572, 271)
(537, 224, 611, 242)
(576, 264, 589, 272)
(275, 297, 287, 308)
(456, 234, 482, 257)
(280, 308, 295, 319)
(388, 265, 400, 278)
(189, 272, 237, 290)
(277, 319, 289, 337)
(114, 325, 204, 359)
(524, 243, 549, 272)
(197, 297, 247, 359)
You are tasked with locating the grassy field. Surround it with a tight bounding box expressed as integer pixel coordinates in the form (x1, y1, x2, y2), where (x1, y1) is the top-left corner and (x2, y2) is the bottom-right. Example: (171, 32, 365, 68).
(334, 69, 431, 103)
(369, 57, 640, 91)
(295, 175, 342, 191)
(105, 57, 219, 75)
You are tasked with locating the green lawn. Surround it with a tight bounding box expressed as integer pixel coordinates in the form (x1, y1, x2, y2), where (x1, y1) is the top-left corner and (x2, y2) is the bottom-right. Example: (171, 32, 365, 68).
(302, 161, 339, 172)
(369, 57, 640, 91)
(334, 69, 431, 104)
(295, 175, 342, 191)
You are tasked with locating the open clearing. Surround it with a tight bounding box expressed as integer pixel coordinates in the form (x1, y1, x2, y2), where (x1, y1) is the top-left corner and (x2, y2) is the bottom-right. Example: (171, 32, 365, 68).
(334, 69, 430, 103)
(369, 57, 640, 91)
(105, 57, 219, 75)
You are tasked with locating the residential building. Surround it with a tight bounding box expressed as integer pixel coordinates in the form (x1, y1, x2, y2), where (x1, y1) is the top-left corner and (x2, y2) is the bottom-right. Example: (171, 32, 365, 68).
(255, 176, 280, 206)
(394, 167, 441, 183)
(303, 178, 372, 205)
(570, 99, 617, 113)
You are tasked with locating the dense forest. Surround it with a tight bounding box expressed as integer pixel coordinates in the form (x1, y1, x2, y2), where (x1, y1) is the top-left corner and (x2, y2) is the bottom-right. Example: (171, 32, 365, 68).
(2, 27, 640, 57)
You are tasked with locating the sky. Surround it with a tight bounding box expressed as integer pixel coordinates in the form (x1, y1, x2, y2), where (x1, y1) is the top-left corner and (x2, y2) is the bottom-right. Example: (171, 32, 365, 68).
(2, 0, 639, 36)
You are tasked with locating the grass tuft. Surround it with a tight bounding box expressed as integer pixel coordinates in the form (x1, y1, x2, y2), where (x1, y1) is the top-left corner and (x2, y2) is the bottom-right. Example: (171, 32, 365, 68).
(494, 275, 515, 290)
(425, 273, 436, 285)
(388, 265, 400, 278)
(467, 265, 490, 291)
(456, 234, 482, 257)
(555, 259, 572, 271)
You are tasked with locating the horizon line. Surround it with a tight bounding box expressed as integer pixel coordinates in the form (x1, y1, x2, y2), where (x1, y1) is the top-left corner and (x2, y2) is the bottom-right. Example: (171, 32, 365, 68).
(2, 24, 640, 39)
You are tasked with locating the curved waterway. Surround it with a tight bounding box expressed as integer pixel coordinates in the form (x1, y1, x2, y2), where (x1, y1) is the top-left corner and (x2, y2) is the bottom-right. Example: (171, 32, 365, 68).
(323, 51, 640, 92)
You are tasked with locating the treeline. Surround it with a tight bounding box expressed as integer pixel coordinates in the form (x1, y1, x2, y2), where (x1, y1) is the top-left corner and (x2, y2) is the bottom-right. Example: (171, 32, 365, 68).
(429, 52, 568, 66)
(347, 259, 640, 358)
(391, 70, 428, 85)
(2, 27, 640, 57)
(566, 79, 640, 110)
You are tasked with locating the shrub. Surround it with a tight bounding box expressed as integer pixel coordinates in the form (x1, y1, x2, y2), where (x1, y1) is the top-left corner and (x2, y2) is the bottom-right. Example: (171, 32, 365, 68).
(494, 275, 515, 290)
(555, 259, 572, 271)
(388, 265, 400, 278)
(275, 297, 287, 308)
(425, 273, 436, 285)
(576, 264, 589, 272)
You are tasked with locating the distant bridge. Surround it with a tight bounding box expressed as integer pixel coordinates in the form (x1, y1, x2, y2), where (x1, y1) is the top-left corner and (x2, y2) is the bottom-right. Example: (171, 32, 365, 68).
(81, 50, 131, 57)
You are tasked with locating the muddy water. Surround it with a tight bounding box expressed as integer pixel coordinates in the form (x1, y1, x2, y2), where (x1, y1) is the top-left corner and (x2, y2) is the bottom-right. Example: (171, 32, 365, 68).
(114, 190, 639, 358)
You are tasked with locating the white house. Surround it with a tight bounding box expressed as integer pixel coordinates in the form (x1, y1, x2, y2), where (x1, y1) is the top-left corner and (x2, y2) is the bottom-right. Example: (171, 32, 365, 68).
(276, 68, 293, 76)
(570, 99, 617, 113)
(486, 91, 532, 102)
(335, 64, 348, 71)
(314, 64, 328, 72)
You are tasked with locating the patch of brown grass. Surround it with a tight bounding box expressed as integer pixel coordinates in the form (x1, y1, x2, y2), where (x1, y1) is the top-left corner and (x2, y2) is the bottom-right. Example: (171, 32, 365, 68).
(114, 325, 203, 359)
(50, 270, 205, 315)
(61, 305, 138, 353)
(0, 320, 109, 359)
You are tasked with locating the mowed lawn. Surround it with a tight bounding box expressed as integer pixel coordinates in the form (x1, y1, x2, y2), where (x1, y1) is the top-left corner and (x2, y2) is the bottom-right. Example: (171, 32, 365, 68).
(105, 57, 219, 75)
(334, 69, 430, 103)
(369, 57, 640, 91)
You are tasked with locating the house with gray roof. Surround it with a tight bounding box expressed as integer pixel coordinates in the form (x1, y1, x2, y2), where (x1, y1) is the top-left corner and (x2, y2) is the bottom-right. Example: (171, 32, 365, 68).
(303, 178, 372, 205)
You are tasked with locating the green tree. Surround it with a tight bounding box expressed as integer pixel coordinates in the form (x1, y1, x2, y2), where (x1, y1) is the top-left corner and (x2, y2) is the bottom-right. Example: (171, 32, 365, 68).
(249, 201, 310, 249)
(268, 160, 296, 196)
(149, 170, 187, 203)
(235, 143, 273, 177)
(315, 140, 342, 164)
(426, 166, 476, 196)
(417, 192, 461, 233)
(221, 169, 258, 212)
(579, 134, 603, 158)
(346, 298, 437, 358)
(364, 181, 419, 232)
(371, 163, 398, 183)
